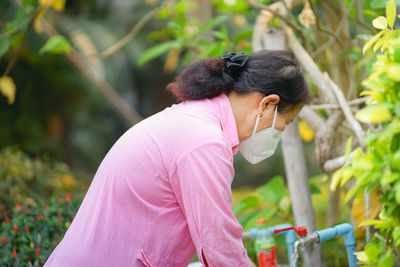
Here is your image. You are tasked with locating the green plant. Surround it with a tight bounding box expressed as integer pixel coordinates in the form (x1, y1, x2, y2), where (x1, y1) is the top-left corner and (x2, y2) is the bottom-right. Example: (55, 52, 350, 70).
(137, 0, 253, 70)
(0, 0, 72, 105)
(0, 193, 82, 266)
(233, 176, 292, 231)
(0, 147, 82, 214)
(331, 0, 400, 265)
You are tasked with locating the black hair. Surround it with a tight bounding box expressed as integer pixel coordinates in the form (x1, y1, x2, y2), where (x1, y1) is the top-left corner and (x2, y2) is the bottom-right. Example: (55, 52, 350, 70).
(166, 50, 313, 112)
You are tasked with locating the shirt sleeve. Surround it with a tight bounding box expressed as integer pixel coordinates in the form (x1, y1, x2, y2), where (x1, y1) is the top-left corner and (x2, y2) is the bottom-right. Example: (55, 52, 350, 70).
(170, 140, 253, 267)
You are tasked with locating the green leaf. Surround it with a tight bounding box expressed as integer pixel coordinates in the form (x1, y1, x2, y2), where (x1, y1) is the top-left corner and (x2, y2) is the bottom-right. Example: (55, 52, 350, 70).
(386, 63, 400, 81)
(233, 29, 253, 44)
(378, 250, 395, 267)
(393, 226, 400, 244)
(395, 103, 400, 117)
(371, 0, 400, 9)
(386, 0, 396, 29)
(373, 36, 385, 52)
(137, 41, 178, 66)
(391, 132, 400, 152)
(355, 104, 392, 123)
(382, 171, 400, 185)
(378, 120, 400, 142)
(39, 35, 72, 55)
(363, 30, 384, 54)
(256, 176, 286, 203)
(365, 239, 381, 264)
(309, 182, 321, 194)
(345, 184, 362, 202)
(362, 79, 383, 91)
(243, 208, 277, 231)
(354, 251, 370, 264)
(373, 16, 388, 30)
(330, 166, 353, 191)
(233, 196, 262, 215)
(394, 46, 400, 62)
(197, 15, 229, 37)
(359, 219, 391, 229)
(395, 181, 400, 204)
(340, 167, 354, 187)
(198, 42, 220, 58)
(345, 136, 353, 163)
(0, 38, 11, 59)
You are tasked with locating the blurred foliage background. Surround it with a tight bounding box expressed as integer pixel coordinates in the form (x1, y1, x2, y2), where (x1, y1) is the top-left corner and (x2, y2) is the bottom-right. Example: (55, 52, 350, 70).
(1, 0, 399, 265)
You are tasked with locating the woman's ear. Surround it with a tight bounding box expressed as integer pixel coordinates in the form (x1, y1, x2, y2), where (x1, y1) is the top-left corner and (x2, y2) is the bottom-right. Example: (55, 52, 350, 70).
(258, 94, 280, 114)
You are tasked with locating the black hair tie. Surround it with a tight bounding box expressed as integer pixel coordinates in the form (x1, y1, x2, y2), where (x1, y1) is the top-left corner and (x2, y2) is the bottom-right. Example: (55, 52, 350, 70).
(221, 52, 249, 69)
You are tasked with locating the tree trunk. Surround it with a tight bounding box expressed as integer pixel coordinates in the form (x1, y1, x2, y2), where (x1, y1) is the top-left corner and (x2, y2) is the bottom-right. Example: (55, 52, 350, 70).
(281, 119, 325, 267)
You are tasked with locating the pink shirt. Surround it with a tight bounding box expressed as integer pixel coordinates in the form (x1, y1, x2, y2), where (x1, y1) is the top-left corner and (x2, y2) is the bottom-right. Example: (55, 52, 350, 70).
(44, 93, 252, 267)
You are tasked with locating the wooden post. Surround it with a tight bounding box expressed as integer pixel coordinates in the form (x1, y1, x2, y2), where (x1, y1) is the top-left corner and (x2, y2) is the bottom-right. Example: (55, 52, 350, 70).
(281, 119, 325, 267)
(259, 28, 325, 267)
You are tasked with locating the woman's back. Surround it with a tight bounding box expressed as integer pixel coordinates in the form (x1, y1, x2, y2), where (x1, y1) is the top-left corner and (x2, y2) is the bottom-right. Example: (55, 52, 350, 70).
(44, 94, 249, 267)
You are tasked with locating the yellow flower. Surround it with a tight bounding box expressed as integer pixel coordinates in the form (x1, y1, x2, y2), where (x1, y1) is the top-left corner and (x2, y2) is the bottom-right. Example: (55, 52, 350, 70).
(298, 120, 314, 142)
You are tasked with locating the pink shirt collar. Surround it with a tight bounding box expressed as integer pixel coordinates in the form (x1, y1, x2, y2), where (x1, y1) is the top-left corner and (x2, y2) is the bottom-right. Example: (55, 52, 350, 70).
(211, 93, 240, 155)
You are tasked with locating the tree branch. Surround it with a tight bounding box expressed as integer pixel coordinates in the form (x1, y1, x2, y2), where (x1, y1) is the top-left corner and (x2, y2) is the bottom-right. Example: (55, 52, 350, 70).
(0, 8, 36, 41)
(312, 0, 357, 58)
(324, 0, 376, 34)
(298, 105, 326, 132)
(308, 0, 344, 49)
(309, 96, 368, 110)
(284, 25, 337, 104)
(324, 73, 365, 150)
(323, 152, 354, 173)
(42, 20, 142, 125)
(3, 8, 39, 76)
(245, 0, 307, 45)
(98, 6, 162, 59)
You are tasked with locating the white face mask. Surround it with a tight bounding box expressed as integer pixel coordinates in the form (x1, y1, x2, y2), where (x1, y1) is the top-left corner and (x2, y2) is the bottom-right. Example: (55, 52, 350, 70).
(238, 105, 282, 164)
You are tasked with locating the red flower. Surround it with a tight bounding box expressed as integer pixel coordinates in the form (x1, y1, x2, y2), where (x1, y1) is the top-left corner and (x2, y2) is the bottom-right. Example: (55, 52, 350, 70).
(57, 217, 61, 223)
(25, 227, 30, 233)
(40, 213, 45, 219)
(24, 206, 29, 212)
(5, 216, 9, 223)
(12, 250, 16, 257)
(17, 211, 22, 216)
(51, 241, 56, 247)
(27, 256, 32, 262)
(65, 192, 71, 203)
(56, 197, 61, 202)
(57, 211, 62, 217)
(13, 225, 18, 232)
(36, 248, 40, 255)
(1, 237, 6, 244)
(15, 204, 21, 210)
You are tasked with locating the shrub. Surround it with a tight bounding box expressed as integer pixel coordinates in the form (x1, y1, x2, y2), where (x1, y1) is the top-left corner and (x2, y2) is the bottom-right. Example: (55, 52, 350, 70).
(0, 193, 83, 266)
(332, 1, 400, 264)
(0, 147, 83, 214)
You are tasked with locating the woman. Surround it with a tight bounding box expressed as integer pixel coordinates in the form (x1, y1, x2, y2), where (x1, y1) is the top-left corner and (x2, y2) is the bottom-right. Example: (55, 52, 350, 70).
(44, 50, 312, 267)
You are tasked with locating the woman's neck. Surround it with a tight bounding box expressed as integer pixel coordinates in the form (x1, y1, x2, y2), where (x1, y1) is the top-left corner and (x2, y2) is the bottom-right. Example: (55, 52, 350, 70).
(227, 91, 262, 142)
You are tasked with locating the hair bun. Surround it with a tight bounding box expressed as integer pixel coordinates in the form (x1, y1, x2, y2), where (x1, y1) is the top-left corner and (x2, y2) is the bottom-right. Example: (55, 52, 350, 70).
(166, 58, 234, 101)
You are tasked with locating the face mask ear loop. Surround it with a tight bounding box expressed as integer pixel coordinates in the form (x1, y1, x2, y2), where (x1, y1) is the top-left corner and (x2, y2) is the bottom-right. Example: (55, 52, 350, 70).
(252, 114, 260, 137)
(272, 105, 278, 129)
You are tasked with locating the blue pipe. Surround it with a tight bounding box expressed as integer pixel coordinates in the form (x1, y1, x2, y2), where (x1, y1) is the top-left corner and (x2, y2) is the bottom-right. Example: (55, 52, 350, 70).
(315, 223, 358, 267)
(248, 223, 297, 267)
